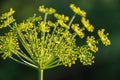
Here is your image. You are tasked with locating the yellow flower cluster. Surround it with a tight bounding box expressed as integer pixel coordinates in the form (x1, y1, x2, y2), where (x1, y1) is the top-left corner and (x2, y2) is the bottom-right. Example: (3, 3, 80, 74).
(70, 4, 86, 17)
(0, 4, 111, 70)
(18, 21, 33, 32)
(0, 8, 15, 29)
(47, 21, 57, 28)
(26, 14, 42, 23)
(54, 13, 69, 29)
(38, 21, 50, 32)
(38, 5, 56, 14)
(57, 20, 69, 29)
(79, 47, 94, 65)
(70, 4, 94, 33)
(81, 17, 94, 32)
(54, 13, 69, 22)
(98, 29, 111, 46)
(71, 24, 85, 38)
(62, 30, 70, 38)
(55, 41, 77, 67)
(0, 32, 19, 59)
(0, 8, 15, 19)
(86, 36, 98, 52)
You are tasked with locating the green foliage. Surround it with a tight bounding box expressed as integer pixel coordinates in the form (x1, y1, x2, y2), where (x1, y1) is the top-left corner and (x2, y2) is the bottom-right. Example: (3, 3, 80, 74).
(0, 4, 110, 71)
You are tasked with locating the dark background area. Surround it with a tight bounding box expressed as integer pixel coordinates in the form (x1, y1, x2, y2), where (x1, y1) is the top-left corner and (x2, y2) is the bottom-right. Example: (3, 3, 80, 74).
(0, 0, 120, 80)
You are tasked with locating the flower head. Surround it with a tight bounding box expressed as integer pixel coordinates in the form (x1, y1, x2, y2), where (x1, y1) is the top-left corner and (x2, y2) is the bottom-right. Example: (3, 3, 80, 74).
(18, 21, 33, 32)
(71, 24, 85, 38)
(38, 21, 50, 32)
(70, 4, 86, 17)
(0, 8, 15, 29)
(54, 13, 69, 22)
(0, 8, 15, 19)
(38, 5, 56, 14)
(0, 32, 19, 59)
(86, 36, 98, 52)
(81, 17, 94, 32)
(98, 29, 111, 46)
(79, 47, 94, 65)
(57, 20, 69, 29)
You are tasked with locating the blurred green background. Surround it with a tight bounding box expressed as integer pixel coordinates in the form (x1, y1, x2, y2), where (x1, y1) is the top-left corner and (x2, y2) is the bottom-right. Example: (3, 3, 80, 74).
(0, 0, 120, 80)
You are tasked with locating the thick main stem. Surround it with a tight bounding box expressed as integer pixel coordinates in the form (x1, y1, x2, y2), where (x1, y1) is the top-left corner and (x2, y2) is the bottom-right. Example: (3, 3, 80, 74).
(39, 13, 47, 80)
(39, 69, 44, 80)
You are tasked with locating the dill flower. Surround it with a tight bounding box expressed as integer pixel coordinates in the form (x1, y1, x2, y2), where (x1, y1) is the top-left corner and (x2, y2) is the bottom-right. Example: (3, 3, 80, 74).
(86, 36, 98, 52)
(0, 8, 15, 19)
(0, 8, 15, 29)
(18, 21, 34, 32)
(57, 20, 69, 29)
(70, 4, 86, 17)
(81, 17, 94, 32)
(98, 29, 111, 46)
(38, 21, 50, 32)
(0, 3, 111, 68)
(0, 16, 15, 28)
(55, 40, 78, 67)
(0, 4, 111, 80)
(54, 13, 69, 22)
(62, 30, 70, 38)
(71, 24, 85, 38)
(79, 47, 94, 65)
(26, 14, 42, 23)
(38, 5, 56, 14)
(47, 21, 57, 28)
(0, 32, 19, 59)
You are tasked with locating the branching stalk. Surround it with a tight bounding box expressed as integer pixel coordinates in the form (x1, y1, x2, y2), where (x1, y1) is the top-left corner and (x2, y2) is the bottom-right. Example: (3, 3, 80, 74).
(68, 14, 76, 26)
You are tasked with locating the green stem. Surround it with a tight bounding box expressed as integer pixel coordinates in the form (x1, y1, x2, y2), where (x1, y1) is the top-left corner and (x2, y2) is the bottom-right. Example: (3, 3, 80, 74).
(11, 57, 38, 69)
(68, 14, 76, 26)
(41, 13, 48, 56)
(44, 13, 48, 22)
(39, 69, 44, 80)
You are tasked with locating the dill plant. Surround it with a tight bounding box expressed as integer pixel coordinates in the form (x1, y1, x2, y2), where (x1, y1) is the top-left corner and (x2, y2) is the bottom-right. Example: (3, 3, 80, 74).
(0, 4, 110, 80)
